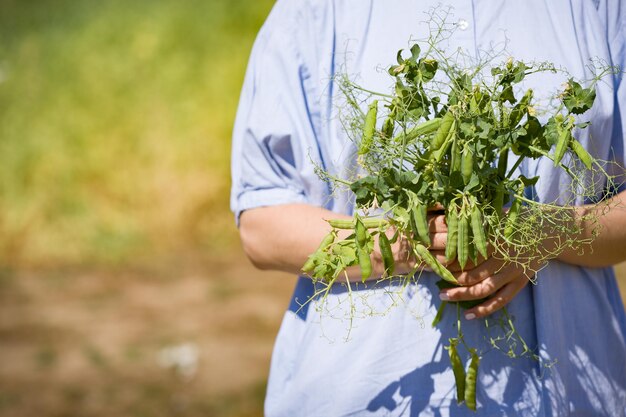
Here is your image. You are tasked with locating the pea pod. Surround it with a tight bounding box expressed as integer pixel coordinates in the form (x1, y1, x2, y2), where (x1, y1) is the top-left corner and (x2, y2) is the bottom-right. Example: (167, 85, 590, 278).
(382, 117, 394, 140)
(414, 243, 458, 284)
(504, 197, 521, 240)
(468, 234, 478, 267)
(553, 128, 570, 167)
(461, 146, 473, 184)
(447, 339, 466, 404)
(431, 110, 455, 150)
(328, 218, 387, 230)
(570, 138, 593, 169)
(497, 150, 508, 180)
(355, 217, 367, 247)
(445, 203, 459, 262)
(431, 301, 447, 327)
(379, 232, 395, 276)
(302, 231, 336, 273)
(355, 218, 372, 282)
(359, 100, 378, 155)
(431, 110, 454, 149)
(457, 214, 469, 270)
(432, 120, 456, 162)
(450, 139, 461, 174)
(464, 350, 480, 411)
(412, 203, 431, 245)
(393, 117, 442, 143)
(470, 205, 488, 259)
(357, 249, 372, 282)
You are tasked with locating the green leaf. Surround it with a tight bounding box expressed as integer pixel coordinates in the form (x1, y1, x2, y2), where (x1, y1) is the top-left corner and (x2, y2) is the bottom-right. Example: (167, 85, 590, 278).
(518, 175, 539, 186)
(544, 117, 560, 147)
(562, 79, 596, 115)
(392, 206, 411, 227)
(500, 85, 516, 104)
(464, 173, 480, 192)
(396, 49, 405, 65)
(333, 242, 357, 266)
(409, 44, 421, 63)
(419, 58, 438, 82)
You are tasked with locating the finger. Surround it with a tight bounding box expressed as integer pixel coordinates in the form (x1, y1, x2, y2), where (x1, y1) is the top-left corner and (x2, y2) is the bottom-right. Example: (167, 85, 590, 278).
(427, 214, 447, 232)
(429, 232, 447, 250)
(453, 256, 506, 286)
(428, 203, 444, 212)
(440, 267, 513, 301)
(463, 277, 529, 319)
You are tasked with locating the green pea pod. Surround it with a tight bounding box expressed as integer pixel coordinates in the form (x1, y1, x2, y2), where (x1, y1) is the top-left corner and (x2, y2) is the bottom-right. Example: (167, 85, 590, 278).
(359, 100, 378, 155)
(413, 203, 431, 245)
(504, 198, 521, 240)
(431, 301, 447, 327)
(445, 204, 459, 262)
(450, 139, 461, 174)
(570, 138, 593, 169)
(461, 146, 474, 184)
(302, 231, 336, 273)
(355, 217, 367, 247)
(355, 218, 372, 282)
(379, 232, 395, 276)
(393, 117, 442, 143)
(468, 236, 478, 267)
(357, 247, 372, 282)
(553, 128, 570, 167)
(492, 185, 505, 220)
(497, 150, 508, 180)
(447, 339, 466, 404)
(431, 110, 455, 150)
(328, 218, 387, 229)
(470, 205, 488, 259)
(382, 117, 394, 140)
(464, 350, 480, 411)
(432, 120, 456, 162)
(457, 214, 469, 270)
(414, 243, 458, 284)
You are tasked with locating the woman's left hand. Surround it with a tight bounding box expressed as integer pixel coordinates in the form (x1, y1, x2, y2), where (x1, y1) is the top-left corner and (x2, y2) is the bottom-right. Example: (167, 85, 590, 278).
(427, 212, 541, 320)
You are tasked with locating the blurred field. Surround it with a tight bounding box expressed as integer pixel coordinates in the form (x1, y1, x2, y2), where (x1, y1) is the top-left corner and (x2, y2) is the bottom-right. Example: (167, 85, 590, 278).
(0, 1, 624, 416)
(0, 0, 277, 266)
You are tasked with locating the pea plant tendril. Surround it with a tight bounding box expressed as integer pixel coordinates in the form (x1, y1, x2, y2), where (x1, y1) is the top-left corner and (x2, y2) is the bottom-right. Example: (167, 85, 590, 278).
(300, 17, 623, 411)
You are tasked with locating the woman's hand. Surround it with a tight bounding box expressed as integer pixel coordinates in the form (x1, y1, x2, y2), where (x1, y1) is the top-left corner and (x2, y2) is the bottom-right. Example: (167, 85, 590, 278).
(427, 189, 626, 319)
(426, 212, 539, 320)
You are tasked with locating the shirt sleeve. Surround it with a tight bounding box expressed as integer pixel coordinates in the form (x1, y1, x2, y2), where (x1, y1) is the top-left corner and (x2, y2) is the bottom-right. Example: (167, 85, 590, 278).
(230, 1, 319, 223)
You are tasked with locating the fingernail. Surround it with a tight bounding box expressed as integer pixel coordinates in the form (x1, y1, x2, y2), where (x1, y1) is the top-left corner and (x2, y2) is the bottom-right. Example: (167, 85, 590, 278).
(465, 312, 476, 320)
(439, 292, 450, 301)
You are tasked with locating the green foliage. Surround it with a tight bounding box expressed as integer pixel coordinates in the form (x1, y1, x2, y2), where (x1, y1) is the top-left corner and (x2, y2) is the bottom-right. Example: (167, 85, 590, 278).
(0, 0, 275, 265)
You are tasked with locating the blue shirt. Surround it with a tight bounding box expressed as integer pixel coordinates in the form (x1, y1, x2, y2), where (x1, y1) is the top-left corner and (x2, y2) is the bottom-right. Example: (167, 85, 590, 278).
(231, 1, 626, 416)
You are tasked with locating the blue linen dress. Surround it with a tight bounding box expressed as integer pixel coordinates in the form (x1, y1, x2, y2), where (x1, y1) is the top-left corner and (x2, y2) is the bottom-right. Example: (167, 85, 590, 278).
(230, 0, 626, 415)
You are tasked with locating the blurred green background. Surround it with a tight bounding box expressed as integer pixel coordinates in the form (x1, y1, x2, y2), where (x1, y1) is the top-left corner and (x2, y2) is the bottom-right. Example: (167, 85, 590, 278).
(0, 1, 624, 417)
(0, 0, 276, 266)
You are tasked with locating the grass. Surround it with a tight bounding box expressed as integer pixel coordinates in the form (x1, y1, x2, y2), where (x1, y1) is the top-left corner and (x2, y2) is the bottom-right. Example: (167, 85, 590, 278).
(0, 0, 275, 266)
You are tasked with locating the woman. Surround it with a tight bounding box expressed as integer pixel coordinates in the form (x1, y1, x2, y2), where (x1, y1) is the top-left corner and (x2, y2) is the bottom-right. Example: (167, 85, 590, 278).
(231, 0, 626, 415)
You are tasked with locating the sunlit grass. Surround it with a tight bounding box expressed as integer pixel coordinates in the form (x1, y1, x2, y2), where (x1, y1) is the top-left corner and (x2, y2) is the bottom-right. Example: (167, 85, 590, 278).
(0, 0, 275, 265)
